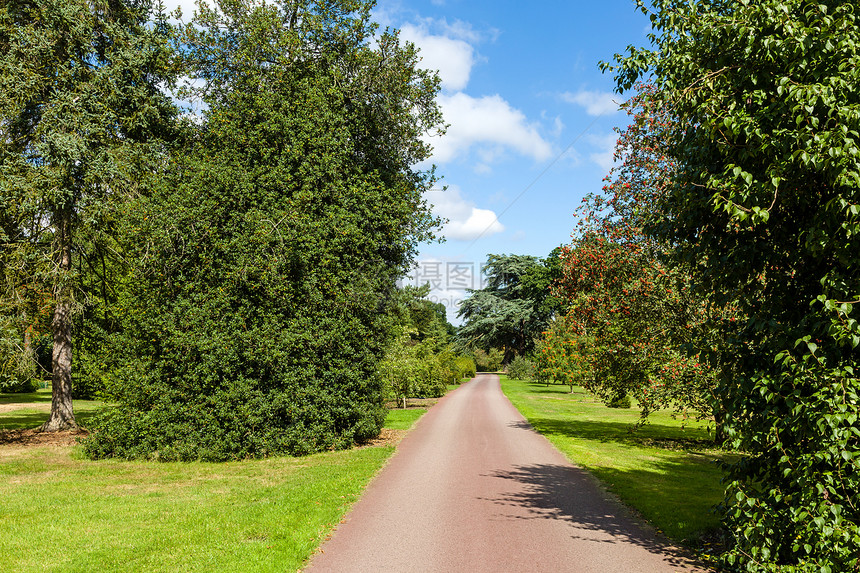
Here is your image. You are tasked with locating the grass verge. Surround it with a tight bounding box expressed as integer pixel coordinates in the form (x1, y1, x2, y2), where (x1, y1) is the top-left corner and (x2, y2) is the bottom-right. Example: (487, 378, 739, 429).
(500, 376, 733, 545)
(0, 400, 438, 572)
(0, 444, 392, 573)
(383, 407, 428, 430)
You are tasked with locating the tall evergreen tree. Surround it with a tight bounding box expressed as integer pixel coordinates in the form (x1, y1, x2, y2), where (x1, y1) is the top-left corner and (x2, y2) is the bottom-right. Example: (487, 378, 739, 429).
(457, 253, 561, 364)
(0, 0, 178, 429)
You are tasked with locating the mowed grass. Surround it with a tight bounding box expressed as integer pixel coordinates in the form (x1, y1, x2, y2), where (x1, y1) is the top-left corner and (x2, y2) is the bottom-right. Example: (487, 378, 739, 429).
(383, 407, 428, 430)
(500, 376, 733, 543)
(0, 400, 437, 573)
(0, 389, 103, 430)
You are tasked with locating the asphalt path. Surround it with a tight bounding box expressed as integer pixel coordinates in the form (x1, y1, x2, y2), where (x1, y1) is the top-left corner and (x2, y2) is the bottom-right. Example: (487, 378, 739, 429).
(305, 374, 704, 572)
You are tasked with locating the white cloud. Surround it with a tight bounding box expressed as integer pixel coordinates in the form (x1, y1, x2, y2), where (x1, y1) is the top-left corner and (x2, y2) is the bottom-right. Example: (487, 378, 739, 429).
(562, 90, 621, 116)
(587, 133, 619, 172)
(428, 93, 553, 164)
(400, 23, 475, 92)
(426, 185, 504, 241)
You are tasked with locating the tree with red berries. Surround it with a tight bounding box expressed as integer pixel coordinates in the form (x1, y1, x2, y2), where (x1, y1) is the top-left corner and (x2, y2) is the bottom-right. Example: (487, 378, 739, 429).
(549, 83, 717, 420)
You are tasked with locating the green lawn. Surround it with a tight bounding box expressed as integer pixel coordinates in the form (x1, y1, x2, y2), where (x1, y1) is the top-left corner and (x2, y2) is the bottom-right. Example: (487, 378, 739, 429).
(0, 389, 103, 430)
(500, 376, 733, 545)
(383, 407, 428, 430)
(0, 398, 435, 573)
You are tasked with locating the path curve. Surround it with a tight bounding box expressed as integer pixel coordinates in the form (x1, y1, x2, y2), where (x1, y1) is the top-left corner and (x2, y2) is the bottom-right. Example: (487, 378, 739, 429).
(306, 374, 704, 572)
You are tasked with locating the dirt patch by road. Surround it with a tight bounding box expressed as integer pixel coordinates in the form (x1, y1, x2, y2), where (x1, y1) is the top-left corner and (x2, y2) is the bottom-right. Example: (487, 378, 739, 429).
(359, 428, 406, 448)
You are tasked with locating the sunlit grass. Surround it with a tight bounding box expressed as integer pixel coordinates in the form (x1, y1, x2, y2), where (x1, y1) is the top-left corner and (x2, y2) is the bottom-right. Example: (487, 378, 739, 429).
(0, 443, 392, 573)
(0, 388, 103, 430)
(501, 376, 734, 543)
(0, 394, 446, 572)
(383, 407, 427, 430)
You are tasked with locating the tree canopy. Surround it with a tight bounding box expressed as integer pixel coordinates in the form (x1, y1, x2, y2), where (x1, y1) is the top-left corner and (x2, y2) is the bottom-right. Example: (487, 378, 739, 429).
(0, 0, 178, 428)
(457, 252, 561, 365)
(544, 82, 716, 420)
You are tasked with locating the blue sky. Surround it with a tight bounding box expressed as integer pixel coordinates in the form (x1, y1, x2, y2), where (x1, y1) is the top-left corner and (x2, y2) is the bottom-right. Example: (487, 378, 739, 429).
(164, 0, 652, 321)
(379, 0, 651, 320)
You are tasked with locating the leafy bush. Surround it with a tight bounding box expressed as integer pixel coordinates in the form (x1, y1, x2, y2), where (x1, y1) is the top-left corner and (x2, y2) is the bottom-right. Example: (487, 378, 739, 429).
(379, 337, 464, 407)
(0, 322, 38, 393)
(454, 356, 476, 381)
(607, 392, 631, 409)
(0, 373, 38, 394)
(607, 1, 860, 569)
(474, 348, 503, 372)
(506, 356, 535, 380)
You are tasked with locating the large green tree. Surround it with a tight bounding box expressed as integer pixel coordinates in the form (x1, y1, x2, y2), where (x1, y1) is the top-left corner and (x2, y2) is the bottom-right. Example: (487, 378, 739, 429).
(83, 0, 443, 460)
(0, 0, 177, 428)
(606, 0, 860, 570)
(457, 252, 561, 364)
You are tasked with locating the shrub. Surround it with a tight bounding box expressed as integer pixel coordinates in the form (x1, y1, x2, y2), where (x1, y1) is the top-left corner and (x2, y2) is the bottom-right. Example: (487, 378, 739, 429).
(81, 0, 441, 460)
(455, 356, 476, 381)
(474, 348, 503, 372)
(607, 392, 631, 409)
(506, 356, 535, 380)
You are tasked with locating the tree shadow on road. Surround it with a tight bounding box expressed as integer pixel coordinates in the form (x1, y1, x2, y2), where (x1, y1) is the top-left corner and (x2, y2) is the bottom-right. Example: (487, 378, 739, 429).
(483, 461, 706, 570)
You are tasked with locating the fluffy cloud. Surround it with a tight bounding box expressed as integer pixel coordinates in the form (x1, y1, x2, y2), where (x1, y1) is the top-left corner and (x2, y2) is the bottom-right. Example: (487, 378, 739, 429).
(425, 185, 504, 241)
(562, 90, 621, 116)
(400, 23, 475, 92)
(587, 133, 619, 172)
(428, 93, 553, 164)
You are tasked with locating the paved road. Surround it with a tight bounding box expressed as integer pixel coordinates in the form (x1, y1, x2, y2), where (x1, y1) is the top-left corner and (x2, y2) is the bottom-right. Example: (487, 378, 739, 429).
(306, 374, 704, 572)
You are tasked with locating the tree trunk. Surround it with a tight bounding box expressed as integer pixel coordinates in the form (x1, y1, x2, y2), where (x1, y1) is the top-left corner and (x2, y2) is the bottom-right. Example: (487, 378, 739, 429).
(40, 211, 77, 432)
(713, 407, 726, 445)
(502, 346, 515, 367)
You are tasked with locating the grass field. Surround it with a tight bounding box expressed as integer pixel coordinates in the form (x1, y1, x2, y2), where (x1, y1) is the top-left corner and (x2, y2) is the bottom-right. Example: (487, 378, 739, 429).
(383, 406, 429, 430)
(500, 376, 733, 546)
(0, 395, 433, 573)
(0, 389, 102, 430)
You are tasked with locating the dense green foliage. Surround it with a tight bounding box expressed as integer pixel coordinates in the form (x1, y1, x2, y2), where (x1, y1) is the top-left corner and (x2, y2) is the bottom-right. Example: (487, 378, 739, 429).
(606, 1, 860, 570)
(0, 0, 178, 425)
(471, 347, 503, 372)
(551, 232, 714, 419)
(505, 355, 535, 381)
(82, 0, 444, 460)
(457, 252, 562, 364)
(379, 286, 474, 407)
(544, 84, 715, 420)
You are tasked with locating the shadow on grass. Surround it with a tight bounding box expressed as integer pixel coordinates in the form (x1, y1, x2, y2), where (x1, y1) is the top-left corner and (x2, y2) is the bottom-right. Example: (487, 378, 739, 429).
(0, 391, 51, 405)
(520, 382, 593, 398)
(0, 409, 101, 431)
(483, 462, 703, 568)
(513, 417, 720, 452)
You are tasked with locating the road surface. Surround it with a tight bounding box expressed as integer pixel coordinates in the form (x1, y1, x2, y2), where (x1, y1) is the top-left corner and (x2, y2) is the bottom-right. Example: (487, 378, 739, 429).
(306, 374, 704, 572)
